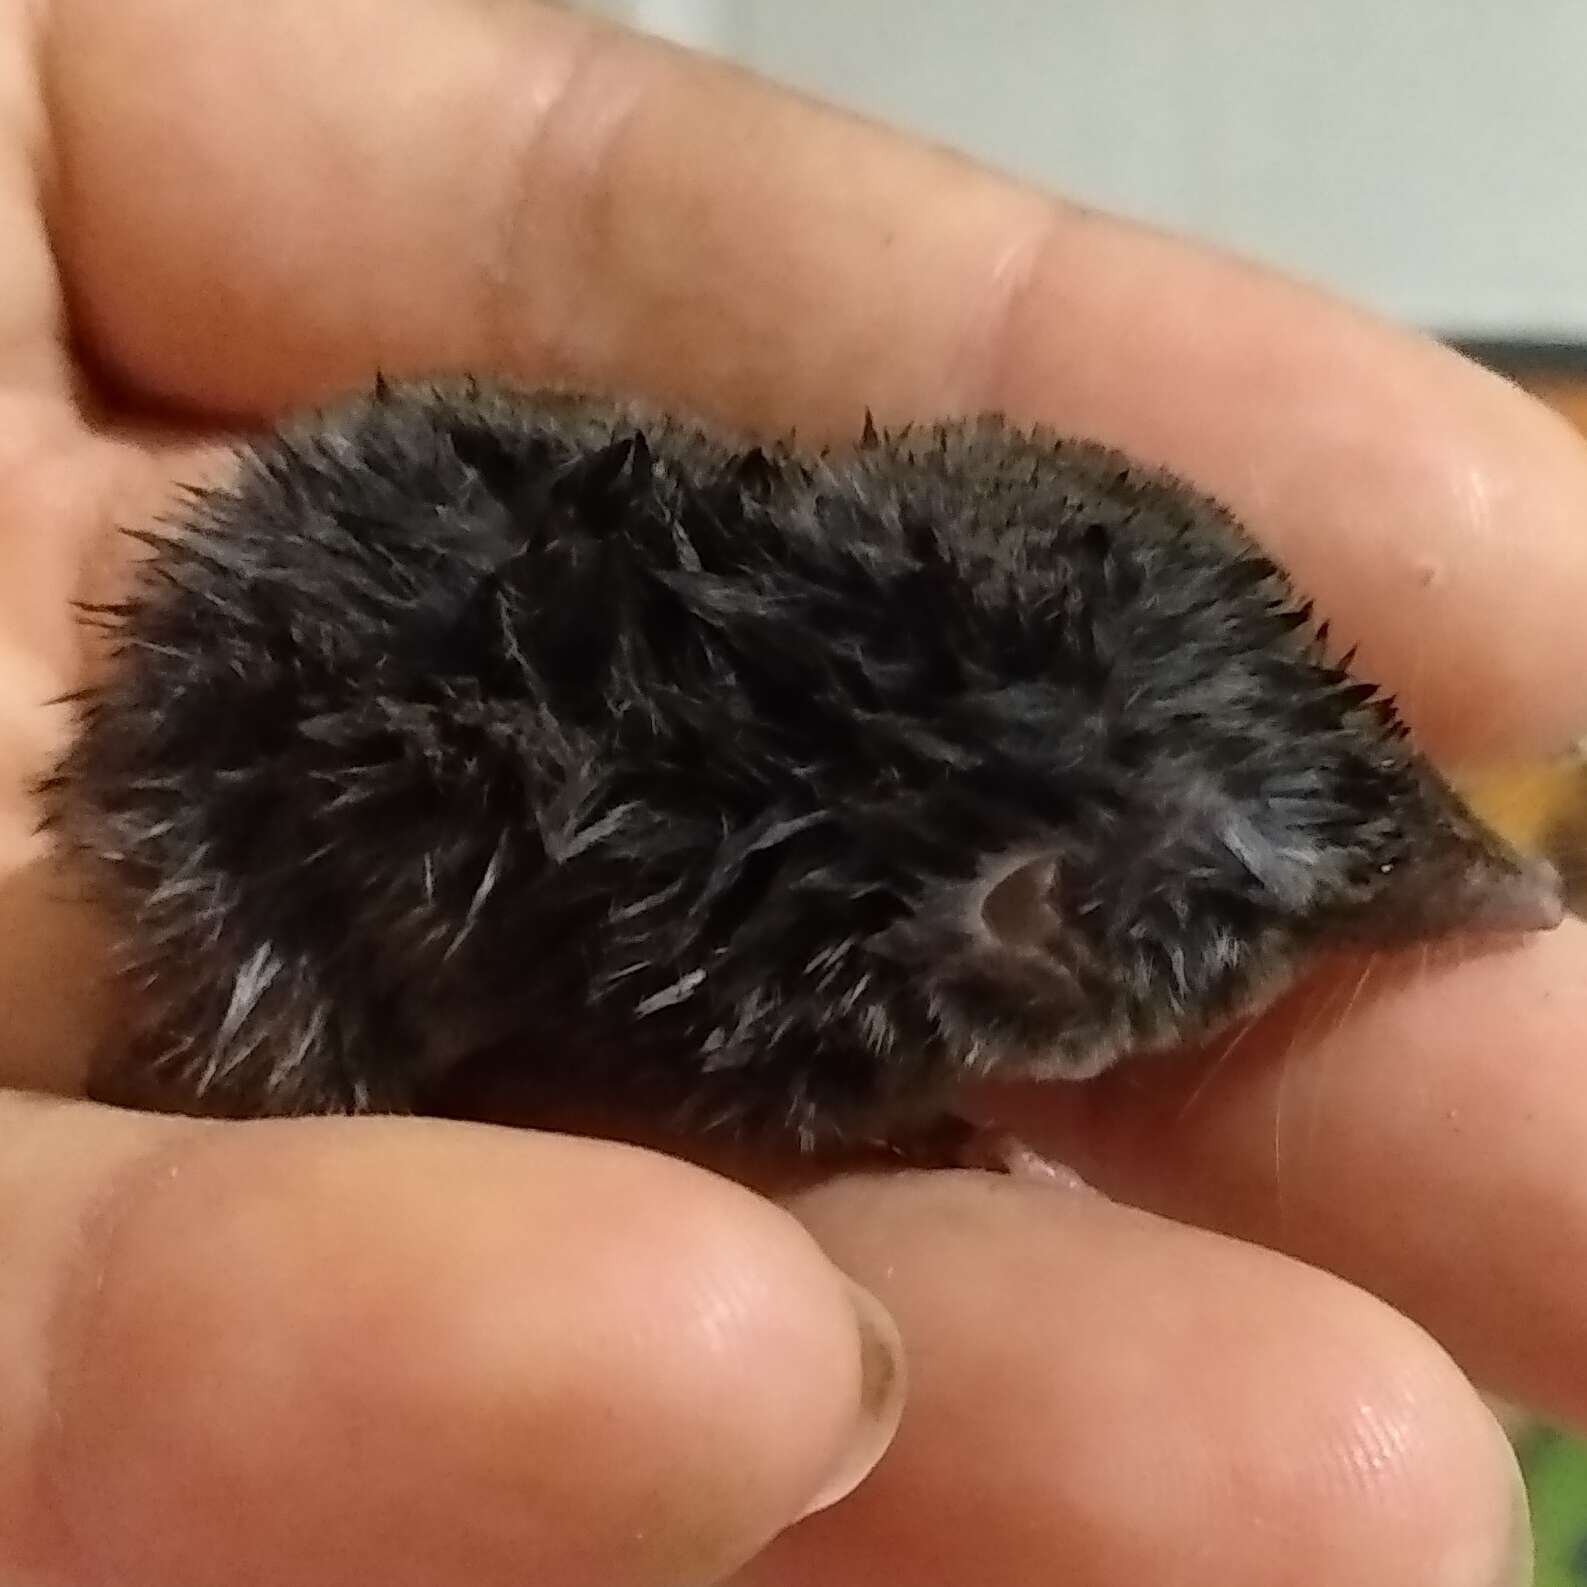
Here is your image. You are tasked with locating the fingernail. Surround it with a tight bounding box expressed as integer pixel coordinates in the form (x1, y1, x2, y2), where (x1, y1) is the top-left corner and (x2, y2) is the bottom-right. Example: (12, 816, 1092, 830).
(798, 1278, 907, 1519)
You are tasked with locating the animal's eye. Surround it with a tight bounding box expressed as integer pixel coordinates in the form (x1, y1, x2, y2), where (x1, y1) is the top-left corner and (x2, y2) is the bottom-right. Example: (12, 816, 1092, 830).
(1379, 861, 1396, 875)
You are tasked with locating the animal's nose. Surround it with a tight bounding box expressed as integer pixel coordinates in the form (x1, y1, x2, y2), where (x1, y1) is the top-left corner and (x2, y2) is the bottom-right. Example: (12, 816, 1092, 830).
(1458, 852, 1565, 934)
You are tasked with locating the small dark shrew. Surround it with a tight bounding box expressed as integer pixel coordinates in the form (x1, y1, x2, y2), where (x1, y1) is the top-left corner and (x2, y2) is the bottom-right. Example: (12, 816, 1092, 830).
(39, 378, 1564, 1151)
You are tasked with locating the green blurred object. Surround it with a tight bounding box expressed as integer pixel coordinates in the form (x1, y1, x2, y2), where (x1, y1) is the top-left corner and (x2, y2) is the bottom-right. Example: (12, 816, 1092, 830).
(1523, 1427, 1587, 1586)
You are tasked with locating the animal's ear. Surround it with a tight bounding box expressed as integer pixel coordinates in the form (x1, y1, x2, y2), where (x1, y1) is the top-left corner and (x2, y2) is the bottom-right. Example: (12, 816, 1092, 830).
(868, 851, 1069, 964)
(976, 854, 1062, 952)
(867, 852, 1092, 1059)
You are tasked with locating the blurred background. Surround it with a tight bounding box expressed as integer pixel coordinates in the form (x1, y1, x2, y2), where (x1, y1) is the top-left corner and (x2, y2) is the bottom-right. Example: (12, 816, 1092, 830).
(566, 5, 1587, 1577)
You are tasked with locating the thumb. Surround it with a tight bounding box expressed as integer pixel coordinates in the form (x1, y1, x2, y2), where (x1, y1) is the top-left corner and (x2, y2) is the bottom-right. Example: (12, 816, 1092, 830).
(0, 1094, 904, 1587)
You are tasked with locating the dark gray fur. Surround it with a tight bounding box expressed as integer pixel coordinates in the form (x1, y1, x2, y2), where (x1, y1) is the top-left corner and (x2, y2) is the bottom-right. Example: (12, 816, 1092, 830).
(40, 379, 1558, 1147)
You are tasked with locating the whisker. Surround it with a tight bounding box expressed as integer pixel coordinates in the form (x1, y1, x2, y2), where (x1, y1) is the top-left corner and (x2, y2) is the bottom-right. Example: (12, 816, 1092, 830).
(1333, 951, 1380, 1037)
(1273, 1026, 1297, 1234)
(1267, 961, 1374, 1224)
(1175, 1013, 1260, 1124)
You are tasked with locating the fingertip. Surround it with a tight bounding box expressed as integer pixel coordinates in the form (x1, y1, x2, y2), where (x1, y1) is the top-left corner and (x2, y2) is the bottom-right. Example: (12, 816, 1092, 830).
(1295, 1296, 1533, 1587)
(770, 1170, 1527, 1587)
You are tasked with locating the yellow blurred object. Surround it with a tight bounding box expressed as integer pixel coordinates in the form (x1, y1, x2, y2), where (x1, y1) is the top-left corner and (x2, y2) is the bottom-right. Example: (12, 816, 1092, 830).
(1459, 755, 1583, 851)
(1456, 750, 1587, 912)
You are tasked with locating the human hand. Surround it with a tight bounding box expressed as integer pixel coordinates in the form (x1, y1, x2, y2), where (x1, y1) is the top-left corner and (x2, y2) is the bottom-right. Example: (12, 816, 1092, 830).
(3, 3, 1585, 1584)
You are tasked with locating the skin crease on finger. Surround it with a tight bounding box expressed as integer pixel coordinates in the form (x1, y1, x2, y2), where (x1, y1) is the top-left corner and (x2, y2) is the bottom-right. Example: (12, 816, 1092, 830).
(1, 1098, 894, 1587)
(0, 0, 1566, 1578)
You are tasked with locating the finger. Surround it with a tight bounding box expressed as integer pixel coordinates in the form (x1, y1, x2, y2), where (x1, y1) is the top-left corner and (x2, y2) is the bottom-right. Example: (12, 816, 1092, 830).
(996, 917, 1587, 1430)
(46, 0, 1587, 758)
(0, 856, 113, 1092)
(0, 0, 69, 393)
(0, 411, 218, 889)
(745, 1172, 1527, 1587)
(0, 1096, 904, 1587)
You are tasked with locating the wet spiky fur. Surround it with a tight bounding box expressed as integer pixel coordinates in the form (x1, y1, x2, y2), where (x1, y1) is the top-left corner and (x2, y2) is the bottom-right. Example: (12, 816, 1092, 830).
(40, 380, 1554, 1146)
